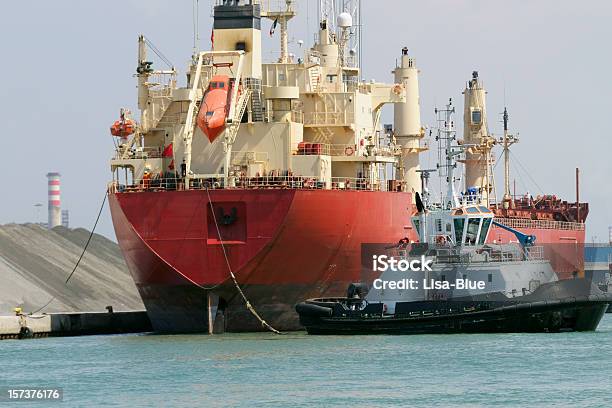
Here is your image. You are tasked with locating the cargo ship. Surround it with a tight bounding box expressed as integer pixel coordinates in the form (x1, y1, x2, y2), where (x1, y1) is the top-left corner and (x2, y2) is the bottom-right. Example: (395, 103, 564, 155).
(108, 0, 587, 333)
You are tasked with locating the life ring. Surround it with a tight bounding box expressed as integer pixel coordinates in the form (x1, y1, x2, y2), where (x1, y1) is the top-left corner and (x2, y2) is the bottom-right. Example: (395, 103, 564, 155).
(344, 146, 354, 156)
(436, 235, 447, 245)
(392, 84, 403, 95)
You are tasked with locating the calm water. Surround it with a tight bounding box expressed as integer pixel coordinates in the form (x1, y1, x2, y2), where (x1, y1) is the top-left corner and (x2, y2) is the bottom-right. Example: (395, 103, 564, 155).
(1, 316, 612, 407)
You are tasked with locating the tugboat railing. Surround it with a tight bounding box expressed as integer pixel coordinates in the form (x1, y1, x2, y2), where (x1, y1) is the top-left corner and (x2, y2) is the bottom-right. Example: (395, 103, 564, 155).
(493, 217, 584, 231)
(390, 243, 546, 265)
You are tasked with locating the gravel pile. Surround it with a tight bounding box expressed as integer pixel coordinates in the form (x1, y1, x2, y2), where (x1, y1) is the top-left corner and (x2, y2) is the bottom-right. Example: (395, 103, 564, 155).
(0, 224, 143, 314)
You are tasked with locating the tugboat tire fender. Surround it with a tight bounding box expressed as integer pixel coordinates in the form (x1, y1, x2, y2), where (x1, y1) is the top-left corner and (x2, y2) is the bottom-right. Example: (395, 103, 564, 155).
(296, 303, 333, 317)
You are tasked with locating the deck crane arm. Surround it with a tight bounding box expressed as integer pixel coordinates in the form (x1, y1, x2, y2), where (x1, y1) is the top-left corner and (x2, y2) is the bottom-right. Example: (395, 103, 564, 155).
(492, 221, 536, 247)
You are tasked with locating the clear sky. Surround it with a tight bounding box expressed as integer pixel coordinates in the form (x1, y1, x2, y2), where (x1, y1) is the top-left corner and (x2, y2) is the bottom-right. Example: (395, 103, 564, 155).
(1, 0, 610, 242)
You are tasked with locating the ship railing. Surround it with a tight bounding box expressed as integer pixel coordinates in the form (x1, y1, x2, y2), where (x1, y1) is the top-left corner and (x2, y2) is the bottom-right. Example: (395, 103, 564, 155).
(259, 0, 292, 15)
(303, 111, 355, 126)
(147, 72, 176, 95)
(113, 146, 164, 160)
(387, 244, 543, 265)
(525, 245, 544, 261)
(292, 143, 396, 158)
(264, 108, 304, 123)
(295, 143, 331, 156)
(493, 217, 584, 231)
(329, 144, 357, 156)
(291, 109, 304, 123)
(231, 150, 269, 164)
(112, 175, 394, 193)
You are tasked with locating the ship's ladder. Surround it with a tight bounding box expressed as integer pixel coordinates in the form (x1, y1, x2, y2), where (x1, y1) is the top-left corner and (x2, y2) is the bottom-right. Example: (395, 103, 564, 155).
(224, 88, 252, 147)
(308, 66, 322, 92)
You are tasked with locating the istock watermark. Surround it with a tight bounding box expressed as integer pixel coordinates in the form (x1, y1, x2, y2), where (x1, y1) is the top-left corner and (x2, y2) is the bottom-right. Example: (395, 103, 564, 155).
(372, 254, 433, 272)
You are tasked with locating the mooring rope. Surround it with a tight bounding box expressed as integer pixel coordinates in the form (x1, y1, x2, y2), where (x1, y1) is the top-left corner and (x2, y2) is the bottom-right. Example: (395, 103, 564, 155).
(204, 186, 283, 334)
(30, 191, 109, 315)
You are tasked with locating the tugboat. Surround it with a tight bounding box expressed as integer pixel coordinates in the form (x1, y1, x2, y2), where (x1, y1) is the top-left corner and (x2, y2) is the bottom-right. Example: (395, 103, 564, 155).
(296, 101, 610, 335)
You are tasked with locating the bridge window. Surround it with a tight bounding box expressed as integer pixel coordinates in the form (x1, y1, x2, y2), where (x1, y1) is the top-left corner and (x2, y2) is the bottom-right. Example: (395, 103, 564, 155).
(478, 218, 492, 245)
(453, 218, 465, 244)
(465, 218, 481, 245)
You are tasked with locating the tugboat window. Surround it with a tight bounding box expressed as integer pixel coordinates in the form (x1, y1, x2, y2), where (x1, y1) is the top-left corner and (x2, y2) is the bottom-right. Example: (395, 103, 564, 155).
(453, 218, 465, 244)
(465, 218, 481, 245)
(478, 218, 492, 245)
(436, 218, 443, 233)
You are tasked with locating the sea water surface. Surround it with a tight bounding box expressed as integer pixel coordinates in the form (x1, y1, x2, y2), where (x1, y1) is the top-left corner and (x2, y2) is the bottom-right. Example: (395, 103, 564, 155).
(1, 315, 611, 407)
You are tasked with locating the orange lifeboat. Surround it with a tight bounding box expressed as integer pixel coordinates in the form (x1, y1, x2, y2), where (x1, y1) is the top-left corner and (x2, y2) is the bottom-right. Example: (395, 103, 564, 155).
(196, 75, 233, 143)
(110, 109, 136, 138)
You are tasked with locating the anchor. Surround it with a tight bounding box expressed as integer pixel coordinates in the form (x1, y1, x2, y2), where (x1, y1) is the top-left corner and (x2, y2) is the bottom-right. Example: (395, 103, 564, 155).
(219, 207, 238, 225)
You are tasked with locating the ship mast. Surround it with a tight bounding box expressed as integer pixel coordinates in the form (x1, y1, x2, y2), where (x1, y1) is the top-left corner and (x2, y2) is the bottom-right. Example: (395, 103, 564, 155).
(261, 0, 296, 63)
(500, 107, 518, 208)
(435, 99, 460, 209)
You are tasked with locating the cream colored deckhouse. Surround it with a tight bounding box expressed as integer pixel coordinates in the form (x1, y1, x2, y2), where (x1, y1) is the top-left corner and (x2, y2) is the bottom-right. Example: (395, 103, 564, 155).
(111, 0, 429, 193)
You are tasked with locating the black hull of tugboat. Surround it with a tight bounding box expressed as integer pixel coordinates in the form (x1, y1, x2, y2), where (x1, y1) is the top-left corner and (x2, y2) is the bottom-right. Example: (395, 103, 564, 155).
(296, 280, 612, 335)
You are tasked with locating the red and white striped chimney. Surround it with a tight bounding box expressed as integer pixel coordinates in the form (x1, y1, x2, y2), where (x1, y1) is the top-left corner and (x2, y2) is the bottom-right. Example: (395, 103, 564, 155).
(47, 172, 61, 229)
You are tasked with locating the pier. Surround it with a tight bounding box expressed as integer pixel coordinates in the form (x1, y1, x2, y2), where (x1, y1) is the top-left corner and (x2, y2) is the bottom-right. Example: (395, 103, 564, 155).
(0, 310, 151, 340)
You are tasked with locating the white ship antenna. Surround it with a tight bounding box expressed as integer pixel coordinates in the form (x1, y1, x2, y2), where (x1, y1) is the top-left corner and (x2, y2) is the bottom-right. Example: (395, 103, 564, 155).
(435, 99, 461, 209)
(192, 0, 200, 58)
(319, 0, 336, 39)
(340, 0, 361, 68)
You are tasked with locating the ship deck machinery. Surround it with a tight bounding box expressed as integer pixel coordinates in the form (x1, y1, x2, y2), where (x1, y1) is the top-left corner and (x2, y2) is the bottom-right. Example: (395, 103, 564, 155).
(108, 0, 587, 333)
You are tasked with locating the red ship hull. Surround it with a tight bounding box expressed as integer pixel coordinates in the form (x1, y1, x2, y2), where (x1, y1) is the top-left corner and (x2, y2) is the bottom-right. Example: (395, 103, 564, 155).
(109, 189, 585, 333)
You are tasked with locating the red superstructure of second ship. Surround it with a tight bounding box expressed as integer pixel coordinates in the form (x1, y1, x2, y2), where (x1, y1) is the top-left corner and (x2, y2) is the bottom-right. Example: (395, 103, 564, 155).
(109, 1, 588, 333)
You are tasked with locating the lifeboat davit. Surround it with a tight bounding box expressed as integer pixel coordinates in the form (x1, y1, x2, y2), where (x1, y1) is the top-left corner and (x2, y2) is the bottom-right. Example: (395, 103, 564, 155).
(196, 75, 232, 143)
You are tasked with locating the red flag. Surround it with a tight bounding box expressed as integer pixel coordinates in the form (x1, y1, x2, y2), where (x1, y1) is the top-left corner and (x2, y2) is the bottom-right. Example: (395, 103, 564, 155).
(162, 143, 173, 158)
(211, 29, 214, 48)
